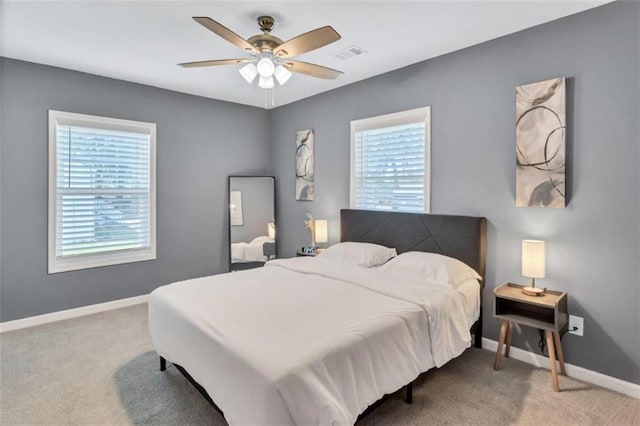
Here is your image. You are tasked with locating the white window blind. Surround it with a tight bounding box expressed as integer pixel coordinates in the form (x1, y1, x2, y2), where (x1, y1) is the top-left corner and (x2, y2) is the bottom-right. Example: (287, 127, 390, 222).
(48, 111, 156, 273)
(350, 107, 431, 213)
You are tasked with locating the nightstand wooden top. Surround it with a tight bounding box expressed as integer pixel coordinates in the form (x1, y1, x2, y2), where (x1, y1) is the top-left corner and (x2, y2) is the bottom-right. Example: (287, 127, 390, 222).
(494, 282, 566, 308)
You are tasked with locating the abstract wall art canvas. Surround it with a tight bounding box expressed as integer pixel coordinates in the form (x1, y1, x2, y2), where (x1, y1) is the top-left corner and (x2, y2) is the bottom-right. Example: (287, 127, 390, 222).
(295, 129, 315, 201)
(516, 77, 566, 208)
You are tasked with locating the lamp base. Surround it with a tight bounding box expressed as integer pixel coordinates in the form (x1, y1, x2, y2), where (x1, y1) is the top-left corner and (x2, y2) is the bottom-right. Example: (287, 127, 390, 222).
(522, 286, 545, 297)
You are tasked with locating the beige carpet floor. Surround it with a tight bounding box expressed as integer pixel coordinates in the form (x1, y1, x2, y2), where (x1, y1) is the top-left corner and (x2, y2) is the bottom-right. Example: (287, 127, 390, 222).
(1, 304, 638, 425)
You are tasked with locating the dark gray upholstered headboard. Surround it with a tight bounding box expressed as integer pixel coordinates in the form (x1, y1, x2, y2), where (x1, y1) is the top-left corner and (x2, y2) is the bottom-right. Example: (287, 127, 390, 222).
(340, 209, 487, 284)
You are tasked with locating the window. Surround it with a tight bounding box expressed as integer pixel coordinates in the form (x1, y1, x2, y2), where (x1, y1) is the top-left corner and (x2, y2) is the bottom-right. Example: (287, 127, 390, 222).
(48, 110, 156, 273)
(350, 107, 431, 213)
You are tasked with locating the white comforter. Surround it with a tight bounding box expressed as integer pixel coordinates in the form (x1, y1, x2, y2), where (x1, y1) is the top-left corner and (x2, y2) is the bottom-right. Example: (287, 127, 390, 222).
(148, 257, 477, 425)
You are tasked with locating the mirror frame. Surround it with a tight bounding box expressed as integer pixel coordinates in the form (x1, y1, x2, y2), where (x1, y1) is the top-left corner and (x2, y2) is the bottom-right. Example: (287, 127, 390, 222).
(227, 175, 277, 272)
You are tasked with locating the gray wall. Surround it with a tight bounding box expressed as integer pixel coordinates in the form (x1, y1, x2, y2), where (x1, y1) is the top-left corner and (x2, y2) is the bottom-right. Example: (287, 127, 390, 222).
(268, 2, 640, 384)
(0, 58, 269, 321)
(229, 177, 275, 244)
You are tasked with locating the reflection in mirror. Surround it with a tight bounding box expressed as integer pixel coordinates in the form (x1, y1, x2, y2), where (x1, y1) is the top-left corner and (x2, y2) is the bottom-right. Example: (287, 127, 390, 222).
(228, 176, 276, 271)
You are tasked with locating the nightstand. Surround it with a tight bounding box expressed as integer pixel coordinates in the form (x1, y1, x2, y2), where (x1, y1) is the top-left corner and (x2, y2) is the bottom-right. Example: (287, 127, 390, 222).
(493, 282, 568, 392)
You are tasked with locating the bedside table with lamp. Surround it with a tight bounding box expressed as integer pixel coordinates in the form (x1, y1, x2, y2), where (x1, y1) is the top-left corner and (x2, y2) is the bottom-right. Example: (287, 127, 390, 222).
(297, 216, 328, 256)
(493, 240, 569, 392)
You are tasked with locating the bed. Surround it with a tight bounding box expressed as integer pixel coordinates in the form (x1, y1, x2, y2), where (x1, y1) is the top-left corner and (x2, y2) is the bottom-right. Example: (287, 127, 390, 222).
(149, 209, 486, 425)
(231, 236, 276, 263)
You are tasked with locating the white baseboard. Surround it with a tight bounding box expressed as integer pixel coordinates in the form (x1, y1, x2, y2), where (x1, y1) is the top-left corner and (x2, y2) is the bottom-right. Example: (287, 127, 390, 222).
(482, 338, 640, 399)
(0, 294, 148, 333)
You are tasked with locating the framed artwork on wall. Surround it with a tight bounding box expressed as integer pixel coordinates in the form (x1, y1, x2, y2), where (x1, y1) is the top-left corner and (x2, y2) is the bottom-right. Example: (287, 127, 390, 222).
(516, 77, 566, 208)
(295, 129, 315, 201)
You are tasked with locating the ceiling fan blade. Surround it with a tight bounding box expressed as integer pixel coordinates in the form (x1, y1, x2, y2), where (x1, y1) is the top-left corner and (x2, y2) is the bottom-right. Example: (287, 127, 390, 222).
(283, 60, 343, 79)
(193, 17, 258, 55)
(274, 26, 341, 58)
(178, 58, 252, 68)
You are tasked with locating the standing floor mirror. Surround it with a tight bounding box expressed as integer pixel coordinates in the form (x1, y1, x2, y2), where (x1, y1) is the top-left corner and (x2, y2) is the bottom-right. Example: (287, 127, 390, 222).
(228, 176, 277, 271)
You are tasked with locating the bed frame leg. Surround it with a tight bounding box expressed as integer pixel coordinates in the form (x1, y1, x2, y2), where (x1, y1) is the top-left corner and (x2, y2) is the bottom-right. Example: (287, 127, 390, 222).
(405, 383, 413, 404)
(474, 310, 483, 349)
(160, 356, 166, 371)
(474, 325, 482, 348)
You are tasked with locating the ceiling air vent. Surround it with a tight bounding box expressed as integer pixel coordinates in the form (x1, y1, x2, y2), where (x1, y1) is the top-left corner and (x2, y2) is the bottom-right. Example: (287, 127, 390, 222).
(331, 45, 367, 60)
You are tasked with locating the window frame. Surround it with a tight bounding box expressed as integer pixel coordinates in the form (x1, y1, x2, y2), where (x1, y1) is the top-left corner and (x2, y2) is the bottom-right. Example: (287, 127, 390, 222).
(350, 107, 431, 213)
(48, 110, 157, 274)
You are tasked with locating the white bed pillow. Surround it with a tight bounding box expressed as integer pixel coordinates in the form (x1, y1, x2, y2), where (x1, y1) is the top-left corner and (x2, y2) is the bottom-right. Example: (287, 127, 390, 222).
(317, 242, 397, 267)
(250, 236, 273, 245)
(377, 251, 481, 286)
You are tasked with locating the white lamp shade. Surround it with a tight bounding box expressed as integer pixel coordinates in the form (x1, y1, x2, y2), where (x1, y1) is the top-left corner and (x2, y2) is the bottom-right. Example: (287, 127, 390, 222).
(315, 220, 328, 243)
(256, 58, 275, 77)
(522, 240, 545, 278)
(258, 75, 274, 89)
(267, 222, 276, 239)
(239, 63, 258, 83)
(274, 65, 292, 85)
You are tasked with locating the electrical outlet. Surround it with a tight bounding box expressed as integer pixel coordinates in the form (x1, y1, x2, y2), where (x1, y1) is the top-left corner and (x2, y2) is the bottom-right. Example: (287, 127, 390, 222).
(569, 315, 584, 336)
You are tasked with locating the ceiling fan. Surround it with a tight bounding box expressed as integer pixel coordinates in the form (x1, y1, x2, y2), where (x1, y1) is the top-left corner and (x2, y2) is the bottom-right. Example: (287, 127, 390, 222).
(179, 16, 343, 89)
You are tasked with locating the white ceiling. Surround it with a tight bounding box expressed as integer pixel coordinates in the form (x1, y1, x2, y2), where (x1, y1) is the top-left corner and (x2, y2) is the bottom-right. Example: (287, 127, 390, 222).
(1, 1, 611, 109)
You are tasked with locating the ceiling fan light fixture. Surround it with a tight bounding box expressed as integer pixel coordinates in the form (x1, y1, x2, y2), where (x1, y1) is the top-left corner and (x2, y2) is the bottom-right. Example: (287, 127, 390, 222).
(274, 65, 292, 85)
(258, 75, 275, 89)
(239, 63, 258, 83)
(181, 16, 343, 94)
(256, 57, 275, 77)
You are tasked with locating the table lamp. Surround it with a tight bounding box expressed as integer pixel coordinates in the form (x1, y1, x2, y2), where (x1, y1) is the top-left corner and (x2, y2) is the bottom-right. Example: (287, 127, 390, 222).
(315, 220, 328, 248)
(267, 222, 276, 239)
(522, 239, 545, 296)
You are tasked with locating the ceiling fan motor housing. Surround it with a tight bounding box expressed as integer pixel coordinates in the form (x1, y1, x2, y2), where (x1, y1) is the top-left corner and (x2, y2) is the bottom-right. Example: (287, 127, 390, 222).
(248, 33, 284, 53)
